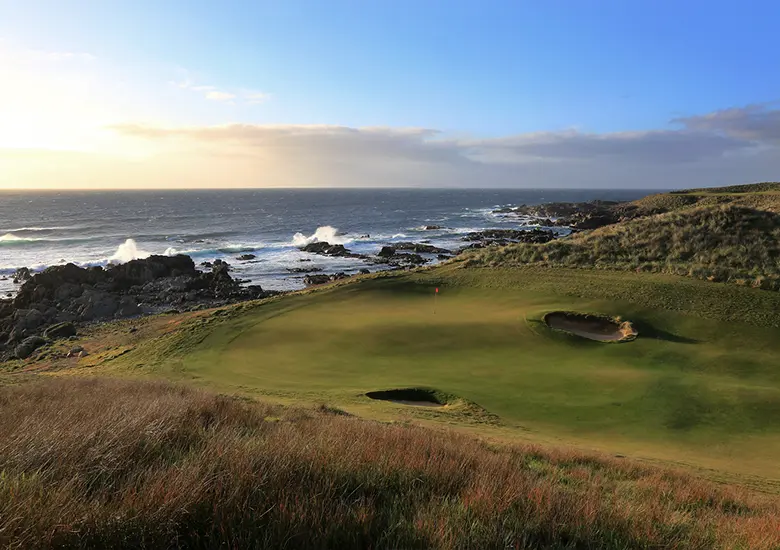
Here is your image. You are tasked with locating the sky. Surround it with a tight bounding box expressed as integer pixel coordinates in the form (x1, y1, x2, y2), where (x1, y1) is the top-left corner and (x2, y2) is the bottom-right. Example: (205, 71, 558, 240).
(0, 0, 778, 189)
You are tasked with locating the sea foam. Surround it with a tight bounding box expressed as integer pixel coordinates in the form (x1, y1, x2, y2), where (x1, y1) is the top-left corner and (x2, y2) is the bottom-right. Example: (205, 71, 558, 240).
(292, 226, 352, 247)
(109, 239, 150, 263)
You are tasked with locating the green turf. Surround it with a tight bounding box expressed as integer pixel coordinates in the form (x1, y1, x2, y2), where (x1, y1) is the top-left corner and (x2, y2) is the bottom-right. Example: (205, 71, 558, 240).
(110, 266, 780, 479)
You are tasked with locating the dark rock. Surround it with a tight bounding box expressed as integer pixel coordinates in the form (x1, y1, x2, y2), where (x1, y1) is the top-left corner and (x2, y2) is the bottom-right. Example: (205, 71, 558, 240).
(378, 246, 396, 258)
(329, 272, 350, 281)
(236, 254, 256, 261)
(393, 253, 427, 265)
(67, 345, 84, 357)
(437, 254, 451, 261)
(12, 267, 32, 284)
(300, 242, 357, 257)
(43, 321, 76, 340)
(462, 228, 556, 245)
(393, 242, 451, 254)
(303, 274, 331, 286)
(359, 268, 371, 275)
(287, 267, 324, 273)
(14, 335, 47, 359)
(13, 308, 44, 331)
(129, 326, 138, 333)
(423, 225, 443, 230)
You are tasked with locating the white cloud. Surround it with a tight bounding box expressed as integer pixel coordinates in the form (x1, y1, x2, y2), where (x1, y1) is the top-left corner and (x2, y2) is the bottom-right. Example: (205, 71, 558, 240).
(171, 73, 270, 106)
(243, 91, 271, 105)
(205, 91, 236, 101)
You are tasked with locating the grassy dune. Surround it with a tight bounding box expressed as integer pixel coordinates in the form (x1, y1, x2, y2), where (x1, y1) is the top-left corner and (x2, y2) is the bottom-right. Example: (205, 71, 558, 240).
(468, 204, 780, 288)
(1, 377, 778, 549)
(86, 266, 780, 480)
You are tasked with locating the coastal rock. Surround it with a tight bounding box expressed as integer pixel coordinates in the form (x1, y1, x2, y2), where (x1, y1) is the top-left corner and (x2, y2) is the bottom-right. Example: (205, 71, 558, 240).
(12, 267, 32, 284)
(0, 254, 277, 361)
(304, 274, 331, 286)
(493, 201, 623, 231)
(393, 253, 427, 265)
(359, 268, 371, 275)
(462, 228, 556, 245)
(423, 225, 443, 230)
(14, 335, 47, 359)
(393, 242, 451, 254)
(287, 267, 324, 273)
(43, 321, 76, 340)
(378, 246, 396, 258)
(300, 242, 358, 258)
(236, 254, 256, 261)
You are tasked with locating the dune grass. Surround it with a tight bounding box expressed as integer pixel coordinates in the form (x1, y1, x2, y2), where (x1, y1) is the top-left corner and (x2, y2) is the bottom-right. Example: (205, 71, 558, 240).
(467, 205, 780, 289)
(0, 376, 778, 549)
(89, 266, 780, 480)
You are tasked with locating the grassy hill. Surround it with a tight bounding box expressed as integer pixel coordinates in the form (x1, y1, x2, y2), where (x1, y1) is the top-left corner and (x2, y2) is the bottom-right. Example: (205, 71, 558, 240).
(1, 377, 778, 549)
(467, 204, 780, 289)
(617, 182, 780, 217)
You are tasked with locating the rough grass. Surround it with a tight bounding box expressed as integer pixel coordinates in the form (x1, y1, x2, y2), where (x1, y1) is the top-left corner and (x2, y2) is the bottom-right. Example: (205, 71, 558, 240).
(0, 377, 778, 549)
(467, 204, 780, 289)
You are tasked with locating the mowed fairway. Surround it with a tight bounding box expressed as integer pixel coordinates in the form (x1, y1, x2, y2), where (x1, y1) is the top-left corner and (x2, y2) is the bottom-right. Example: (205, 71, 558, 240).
(114, 266, 780, 480)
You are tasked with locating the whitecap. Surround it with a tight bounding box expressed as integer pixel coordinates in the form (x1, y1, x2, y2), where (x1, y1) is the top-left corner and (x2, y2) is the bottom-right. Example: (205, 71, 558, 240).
(292, 226, 353, 247)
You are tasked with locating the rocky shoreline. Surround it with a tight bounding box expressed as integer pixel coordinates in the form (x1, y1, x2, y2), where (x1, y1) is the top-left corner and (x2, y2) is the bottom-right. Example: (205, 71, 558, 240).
(0, 215, 582, 361)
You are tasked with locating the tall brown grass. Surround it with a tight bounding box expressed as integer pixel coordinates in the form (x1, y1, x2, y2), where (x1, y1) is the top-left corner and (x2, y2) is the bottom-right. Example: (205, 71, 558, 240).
(0, 377, 777, 549)
(467, 205, 780, 291)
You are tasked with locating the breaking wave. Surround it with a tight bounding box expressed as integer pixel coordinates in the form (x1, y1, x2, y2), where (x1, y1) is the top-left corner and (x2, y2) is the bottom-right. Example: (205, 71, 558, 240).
(292, 226, 352, 247)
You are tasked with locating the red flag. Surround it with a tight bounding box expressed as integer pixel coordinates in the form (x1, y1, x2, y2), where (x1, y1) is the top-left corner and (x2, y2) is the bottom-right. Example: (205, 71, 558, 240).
(435, 287, 439, 293)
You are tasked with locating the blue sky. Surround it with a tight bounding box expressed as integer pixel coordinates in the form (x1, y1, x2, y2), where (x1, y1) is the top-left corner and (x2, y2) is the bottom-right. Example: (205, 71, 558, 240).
(0, 0, 779, 188)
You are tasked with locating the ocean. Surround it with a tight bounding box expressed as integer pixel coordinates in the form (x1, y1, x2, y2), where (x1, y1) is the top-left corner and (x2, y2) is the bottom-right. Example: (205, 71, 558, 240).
(0, 188, 652, 295)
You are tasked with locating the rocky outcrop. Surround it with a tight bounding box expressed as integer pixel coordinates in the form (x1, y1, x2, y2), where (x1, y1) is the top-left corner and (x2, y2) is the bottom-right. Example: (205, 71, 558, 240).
(236, 254, 256, 261)
(12, 267, 32, 284)
(303, 274, 331, 286)
(43, 321, 76, 340)
(300, 242, 363, 258)
(0, 255, 275, 361)
(493, 201, 623, 230)
(461, 228, 556, 248)
(393, 242, 451, 254)
(14, 336, 47, 359)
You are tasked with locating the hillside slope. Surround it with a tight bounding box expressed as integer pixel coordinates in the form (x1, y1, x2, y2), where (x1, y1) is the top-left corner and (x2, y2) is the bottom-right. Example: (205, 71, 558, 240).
(467, 204, 780, 289)
(618, 182, 780, 217)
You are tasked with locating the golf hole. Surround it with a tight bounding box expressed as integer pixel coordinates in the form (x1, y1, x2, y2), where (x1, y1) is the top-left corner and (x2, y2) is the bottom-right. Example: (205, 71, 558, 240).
(366, 389, 446, 407)
(544, 311, 638, 342)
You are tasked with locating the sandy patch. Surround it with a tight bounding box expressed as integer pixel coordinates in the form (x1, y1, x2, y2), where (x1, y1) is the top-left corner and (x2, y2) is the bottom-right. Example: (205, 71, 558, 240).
(544, 312, 638, 342)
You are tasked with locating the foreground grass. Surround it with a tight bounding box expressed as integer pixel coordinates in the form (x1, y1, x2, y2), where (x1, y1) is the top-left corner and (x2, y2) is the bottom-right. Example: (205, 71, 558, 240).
(1, 377, 778, 549)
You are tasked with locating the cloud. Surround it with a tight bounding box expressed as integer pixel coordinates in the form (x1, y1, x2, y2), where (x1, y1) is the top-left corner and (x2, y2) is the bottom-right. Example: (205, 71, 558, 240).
(100, 105, 780, 190)
(243, 91, 271, 105)
(673, 104, 780, 143)
(171, 75, 270, 106)
(205, 91, 236, 101)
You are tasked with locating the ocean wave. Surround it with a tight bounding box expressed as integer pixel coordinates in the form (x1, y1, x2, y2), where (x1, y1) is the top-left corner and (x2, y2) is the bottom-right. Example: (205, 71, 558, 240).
(0, 233, 42, 243)
(3, 225, 84, 233)
(292, 226, 352, 247)
(0, 232, 107, 247)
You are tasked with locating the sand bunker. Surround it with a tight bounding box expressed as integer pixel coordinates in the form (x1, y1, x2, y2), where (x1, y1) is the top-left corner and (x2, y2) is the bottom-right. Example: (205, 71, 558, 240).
(544, 311, 638, 342)
(366, 389, 445, 407)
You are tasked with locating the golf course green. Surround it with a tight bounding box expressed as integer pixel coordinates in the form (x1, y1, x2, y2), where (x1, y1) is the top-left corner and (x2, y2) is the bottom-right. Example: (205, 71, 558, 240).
(107, 264, 780, 481)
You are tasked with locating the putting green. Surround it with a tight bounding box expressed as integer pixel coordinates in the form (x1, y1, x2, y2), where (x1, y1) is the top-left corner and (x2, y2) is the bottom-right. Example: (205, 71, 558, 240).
(111, 266, 780, 480)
